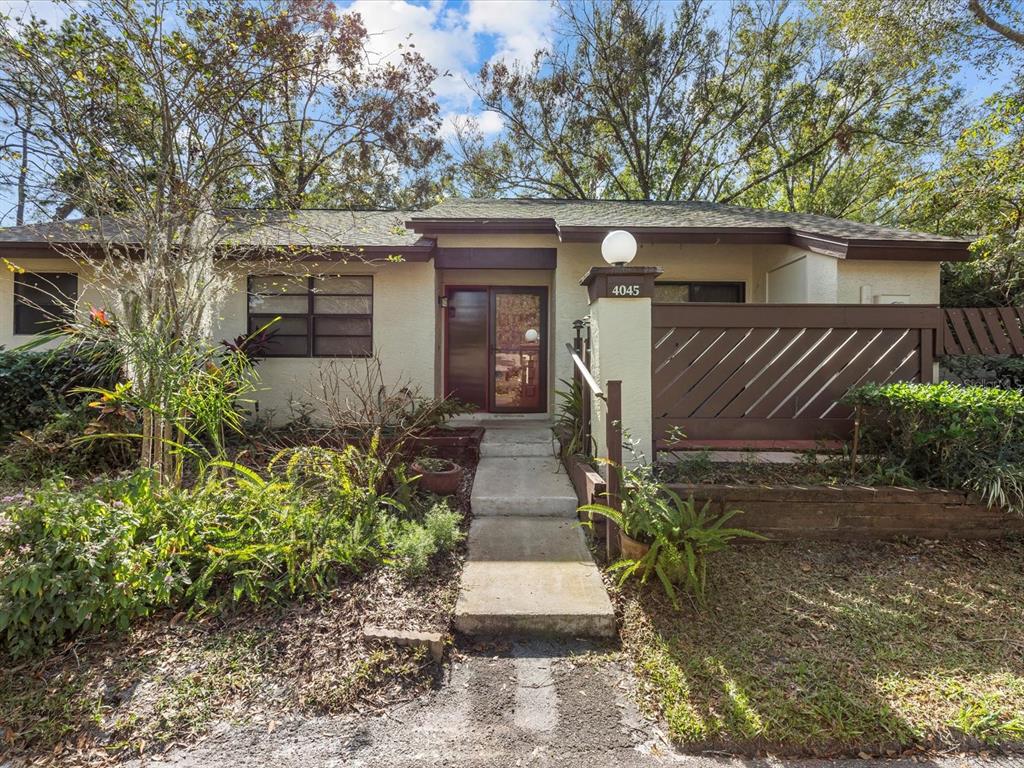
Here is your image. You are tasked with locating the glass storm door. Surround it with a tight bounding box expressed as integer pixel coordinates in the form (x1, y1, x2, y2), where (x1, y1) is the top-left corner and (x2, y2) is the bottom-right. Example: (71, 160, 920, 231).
(445, 289, 489, 410)
(444, 286, 547, 413)
(491, 288, 546, 413)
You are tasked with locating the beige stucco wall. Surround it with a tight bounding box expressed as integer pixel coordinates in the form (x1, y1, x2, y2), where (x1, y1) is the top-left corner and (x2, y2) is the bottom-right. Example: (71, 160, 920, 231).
(589, 296, 654, 463)
(837, 260, 940, 304)
(0, 254, 435, 424)
(757, 248, 840, 303)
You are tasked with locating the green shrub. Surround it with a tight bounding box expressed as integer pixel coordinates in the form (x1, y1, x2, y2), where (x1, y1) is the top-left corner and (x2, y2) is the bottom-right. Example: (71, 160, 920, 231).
(0, 402, 135, 483)
(581, 461, 762, 605)
(0, 344, 120, 439)
(386, 501, 464, 578)
(844, 382, 1024, 513)
(0, 445, 464, 658)
(0, 473, 185, 658)
(423, 502, 463, 552)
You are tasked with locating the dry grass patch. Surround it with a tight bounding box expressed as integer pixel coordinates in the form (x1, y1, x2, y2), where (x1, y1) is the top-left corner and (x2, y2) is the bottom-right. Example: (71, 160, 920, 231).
(619, 538, 1024, 756)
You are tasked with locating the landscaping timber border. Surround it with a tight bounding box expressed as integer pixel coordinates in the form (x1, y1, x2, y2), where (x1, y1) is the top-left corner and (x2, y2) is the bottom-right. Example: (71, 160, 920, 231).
(667, 483, 1024, 540)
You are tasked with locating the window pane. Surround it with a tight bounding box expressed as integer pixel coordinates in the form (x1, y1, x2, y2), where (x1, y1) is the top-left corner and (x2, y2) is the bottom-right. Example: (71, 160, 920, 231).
(314, 335, 372, 357)
(15, 305, 62, 334)
(248, 294, 308, 313)
(315, 316, 372, 335)
(314, 276, 372, 295)
(691, 283, 743, 302)
(14, 272, 77, 334)
(653, 283, 690, 303)
(314, 295, 372, 315)
(249, 275, 307, 294)
(250, 315, 307, 335)
(263, 334, 308, 356)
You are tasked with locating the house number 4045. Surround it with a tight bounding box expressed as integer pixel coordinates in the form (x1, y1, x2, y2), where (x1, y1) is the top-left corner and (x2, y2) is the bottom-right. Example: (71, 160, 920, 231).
(610, 283, 641, 297)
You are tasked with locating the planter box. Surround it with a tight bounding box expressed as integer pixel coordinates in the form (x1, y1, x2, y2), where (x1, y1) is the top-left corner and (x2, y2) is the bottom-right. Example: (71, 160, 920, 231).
(668, 483, 1024, 541)
(407, 427, 483, 465)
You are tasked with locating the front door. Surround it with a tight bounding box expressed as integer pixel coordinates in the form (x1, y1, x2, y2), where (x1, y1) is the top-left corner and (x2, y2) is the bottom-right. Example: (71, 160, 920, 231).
(445, 286, 547, 413)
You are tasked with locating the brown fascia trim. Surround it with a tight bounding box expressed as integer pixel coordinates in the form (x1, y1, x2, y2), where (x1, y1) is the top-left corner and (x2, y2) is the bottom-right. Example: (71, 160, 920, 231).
(557, 225, 791, 245)
(408, 219, 972, 262)
(435, 247, 557, 269)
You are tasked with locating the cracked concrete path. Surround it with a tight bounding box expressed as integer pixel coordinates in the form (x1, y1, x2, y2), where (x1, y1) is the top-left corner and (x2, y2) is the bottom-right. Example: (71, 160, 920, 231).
(120, 639, 1024, 768)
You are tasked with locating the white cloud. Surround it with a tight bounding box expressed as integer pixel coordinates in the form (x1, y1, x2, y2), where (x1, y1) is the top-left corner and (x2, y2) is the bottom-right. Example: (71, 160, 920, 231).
(466, 0, 555, 67)
(439, 109, 504, 139)
(345, 0, 480, 108)
(342, 0, 556, 114)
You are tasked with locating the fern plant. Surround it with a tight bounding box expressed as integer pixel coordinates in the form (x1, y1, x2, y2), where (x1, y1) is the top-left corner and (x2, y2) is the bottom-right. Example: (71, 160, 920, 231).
(580, 462, 763, 605)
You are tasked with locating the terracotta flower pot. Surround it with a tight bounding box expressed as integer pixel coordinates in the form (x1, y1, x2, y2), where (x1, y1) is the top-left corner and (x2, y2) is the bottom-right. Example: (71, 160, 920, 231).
(412, 459, 463, 495)
(618, 530, 651, 560)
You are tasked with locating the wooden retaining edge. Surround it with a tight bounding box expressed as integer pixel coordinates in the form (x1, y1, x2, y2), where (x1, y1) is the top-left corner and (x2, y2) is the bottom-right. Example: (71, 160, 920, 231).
(667, 483, 1024, 541)
(562, 453, 608, 538)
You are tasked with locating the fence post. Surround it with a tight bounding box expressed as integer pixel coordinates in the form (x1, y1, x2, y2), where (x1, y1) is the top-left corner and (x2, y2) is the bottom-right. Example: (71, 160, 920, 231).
(605, 380, 622, 559)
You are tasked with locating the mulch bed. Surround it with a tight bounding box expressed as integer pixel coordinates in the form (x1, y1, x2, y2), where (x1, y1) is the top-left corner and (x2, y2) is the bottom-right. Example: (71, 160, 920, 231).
(0, 454, 479, 767)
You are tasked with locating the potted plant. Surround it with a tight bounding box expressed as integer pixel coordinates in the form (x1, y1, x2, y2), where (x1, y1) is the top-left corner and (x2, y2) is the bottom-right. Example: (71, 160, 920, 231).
(411, 455, 463, 495)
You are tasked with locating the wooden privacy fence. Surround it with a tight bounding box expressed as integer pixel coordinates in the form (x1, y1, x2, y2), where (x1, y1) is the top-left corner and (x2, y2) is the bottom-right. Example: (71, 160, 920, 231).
(652, 304, 1024, 447)
(939, 307, 1024, 355)
(653, 304, 947, 446)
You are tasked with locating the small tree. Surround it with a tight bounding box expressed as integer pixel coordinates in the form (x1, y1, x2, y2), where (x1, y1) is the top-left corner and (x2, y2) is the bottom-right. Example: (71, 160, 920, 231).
(0, 1, 445, 482)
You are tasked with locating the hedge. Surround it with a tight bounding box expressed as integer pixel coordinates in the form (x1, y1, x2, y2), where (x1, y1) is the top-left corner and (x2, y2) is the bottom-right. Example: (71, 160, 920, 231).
(0, 344, 120, 439)
(844, 382, 1024, 514)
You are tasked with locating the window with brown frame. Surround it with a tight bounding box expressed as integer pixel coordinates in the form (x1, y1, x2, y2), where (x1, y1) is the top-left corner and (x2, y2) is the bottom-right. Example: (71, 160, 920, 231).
(14, 272, 78, 335)
(654, 281, 746, 303)
(247, 275, 373, 358)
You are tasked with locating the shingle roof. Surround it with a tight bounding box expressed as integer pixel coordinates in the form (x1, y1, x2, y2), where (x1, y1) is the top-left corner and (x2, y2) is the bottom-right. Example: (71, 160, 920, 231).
(407, 198, 969, 244)
(0, 209, 423, 249)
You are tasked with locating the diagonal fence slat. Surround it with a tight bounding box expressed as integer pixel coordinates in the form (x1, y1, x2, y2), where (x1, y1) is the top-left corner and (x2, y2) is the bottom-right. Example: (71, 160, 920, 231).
(651, 304, 943, 445)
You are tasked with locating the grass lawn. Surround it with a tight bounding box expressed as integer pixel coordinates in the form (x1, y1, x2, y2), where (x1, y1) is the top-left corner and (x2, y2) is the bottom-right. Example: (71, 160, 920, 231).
(0, 561, 461, 766)
(618, 538, 1024, 756)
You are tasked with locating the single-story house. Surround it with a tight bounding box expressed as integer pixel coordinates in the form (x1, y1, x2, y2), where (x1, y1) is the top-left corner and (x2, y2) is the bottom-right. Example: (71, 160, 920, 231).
(0, 198, 972, 424)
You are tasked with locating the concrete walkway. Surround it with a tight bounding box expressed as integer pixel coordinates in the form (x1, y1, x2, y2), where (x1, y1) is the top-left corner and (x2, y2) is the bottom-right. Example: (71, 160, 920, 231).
(455, 422, 616, 637)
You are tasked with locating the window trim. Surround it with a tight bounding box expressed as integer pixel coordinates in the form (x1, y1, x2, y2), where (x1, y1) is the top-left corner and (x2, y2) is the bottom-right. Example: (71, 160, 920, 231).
(13, 271, 78, 336)
(246, 274, 373, 358)
(653, 280, 746, 303)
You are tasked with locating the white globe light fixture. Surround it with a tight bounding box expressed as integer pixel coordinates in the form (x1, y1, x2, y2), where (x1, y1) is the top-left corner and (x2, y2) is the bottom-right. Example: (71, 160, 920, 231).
(524, 328, 540, 343)
(601, 229, 638, 266)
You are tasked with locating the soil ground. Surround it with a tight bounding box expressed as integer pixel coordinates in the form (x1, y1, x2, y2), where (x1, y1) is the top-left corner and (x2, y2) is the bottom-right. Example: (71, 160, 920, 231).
(114, 637, 1024, 768)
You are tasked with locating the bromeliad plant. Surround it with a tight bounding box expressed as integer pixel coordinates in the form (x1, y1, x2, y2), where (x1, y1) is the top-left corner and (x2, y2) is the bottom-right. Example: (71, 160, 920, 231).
(581, 461, 762, 606)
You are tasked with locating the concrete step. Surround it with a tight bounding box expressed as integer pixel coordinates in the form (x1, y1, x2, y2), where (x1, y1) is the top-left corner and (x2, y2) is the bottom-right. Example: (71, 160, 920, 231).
(455, 517, 616, 637)
(479, 424, 555, 458)
(470, 456, 577, 517)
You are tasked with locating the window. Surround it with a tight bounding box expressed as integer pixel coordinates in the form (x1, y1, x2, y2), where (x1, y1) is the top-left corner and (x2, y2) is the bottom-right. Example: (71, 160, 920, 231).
(247, 275, 373, 357)
(14, 272, 78, 335)
(654, 281, 745, 303)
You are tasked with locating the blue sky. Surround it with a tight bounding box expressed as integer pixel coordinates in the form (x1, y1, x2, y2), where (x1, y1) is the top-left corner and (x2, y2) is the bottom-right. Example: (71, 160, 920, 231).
(0, 0, 1013, 226)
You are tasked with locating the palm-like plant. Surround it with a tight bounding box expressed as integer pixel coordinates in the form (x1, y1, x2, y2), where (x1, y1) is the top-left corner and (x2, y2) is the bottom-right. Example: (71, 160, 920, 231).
(580, 462, 764, 606)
